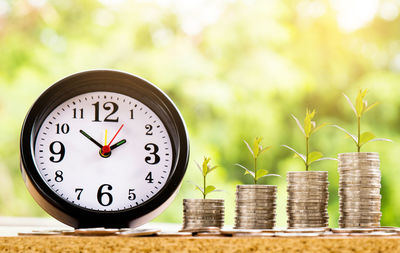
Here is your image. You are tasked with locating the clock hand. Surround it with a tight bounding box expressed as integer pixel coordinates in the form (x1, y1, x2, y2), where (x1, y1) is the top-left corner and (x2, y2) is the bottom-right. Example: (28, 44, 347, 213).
(79, 130, 103, 149)
(101, 124, 124, 155)
(110, 139, 127, 150)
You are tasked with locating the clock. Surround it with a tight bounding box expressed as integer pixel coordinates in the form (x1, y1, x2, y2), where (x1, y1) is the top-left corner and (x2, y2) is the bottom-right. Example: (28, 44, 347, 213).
(20, 70, 189, 228)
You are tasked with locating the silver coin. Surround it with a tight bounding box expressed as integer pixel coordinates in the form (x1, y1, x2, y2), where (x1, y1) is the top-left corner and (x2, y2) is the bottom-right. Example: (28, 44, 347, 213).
(73, 228, 119, 236)
(338, 152, 379, 157)
(184, 199, 224, 203)
(235, 209, 275, 214)
(235, 201, 276, 206)
(285, 228, 327, 233)
(235, 206, 276, 211)
(235, 217, 275, 222)
(180, 227, 221, 233)
(235, 221, 275, 226)
(331, 228, 374, 233)
(18, 231, 63, 236)
(237, 184, 277, 189)
(183, 205, 225, 210)
(157, 232, 193, 237)
(184, 210, 224, 215)
(339, 223, 380, 228)
(117, 229, 160, 237)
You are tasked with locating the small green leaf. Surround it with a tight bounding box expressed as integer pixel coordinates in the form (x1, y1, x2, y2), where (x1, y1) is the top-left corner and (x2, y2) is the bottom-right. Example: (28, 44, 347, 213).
(252, 137, 262, 158)
(202, 157, 211, 176)
(259, 145, 272, 155)
(330, 125, 358, 145)
(291, 114, 305, 136)
(257, 173, 281, 180)
(364, 102, 379, 113)
(189, 181, 204, 195)
(359, 132, 376, 147)
(343, 93, 357, 117)
(304, 109, 315, 137)
(307, 151, 323, 165)
(204, 185, 216, 196)
(311, 122, 328, 136)
(235, 163, 255, 178)
(368, 138, 393, 143)
(207, 165, 218, 175)
(356, 89, 367, 117)
(314, 157, 338, 162)
(255, 169, 268, 180)
(243, 140, 254, 158)
(195, 161, 202, 174)
(281, 145, 306, 163)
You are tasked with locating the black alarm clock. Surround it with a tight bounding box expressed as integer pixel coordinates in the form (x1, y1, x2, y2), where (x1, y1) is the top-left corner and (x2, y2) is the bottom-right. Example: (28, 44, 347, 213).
(20, 70, 190, 228)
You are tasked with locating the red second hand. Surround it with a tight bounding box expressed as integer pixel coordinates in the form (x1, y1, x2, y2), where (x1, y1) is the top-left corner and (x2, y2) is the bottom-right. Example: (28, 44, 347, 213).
(102, 124, 124, 154)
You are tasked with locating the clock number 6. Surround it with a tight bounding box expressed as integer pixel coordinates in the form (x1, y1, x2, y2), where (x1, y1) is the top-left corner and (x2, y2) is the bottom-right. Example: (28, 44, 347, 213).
(144, 143, 160, 165)
(97, 184, 113, 206)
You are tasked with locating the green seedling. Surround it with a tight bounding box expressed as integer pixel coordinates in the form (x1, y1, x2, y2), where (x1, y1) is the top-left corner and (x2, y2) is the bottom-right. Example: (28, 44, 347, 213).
(332, 89, 391, 152)
(282, 109, 335, 171)
(235, 137, 280, 184)
(192, 157, 219, 199)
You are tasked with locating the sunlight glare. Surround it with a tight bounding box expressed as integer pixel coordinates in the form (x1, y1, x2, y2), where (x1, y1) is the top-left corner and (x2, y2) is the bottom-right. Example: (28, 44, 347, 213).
(331, 0, 379, 32)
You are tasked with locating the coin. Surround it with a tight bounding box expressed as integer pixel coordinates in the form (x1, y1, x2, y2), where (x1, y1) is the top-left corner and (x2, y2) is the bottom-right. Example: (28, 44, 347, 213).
(117, 229, 160, 237)
(74, 228, 119, 236)
(18, 231, 62, 236)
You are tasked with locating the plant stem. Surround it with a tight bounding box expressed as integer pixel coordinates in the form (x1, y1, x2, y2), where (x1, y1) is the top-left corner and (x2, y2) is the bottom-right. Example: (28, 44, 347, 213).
(357, 116, 361, 152)
(254, 157, 257, 184)
(203, 174, 206, 199)
(305, 136, 309, 171)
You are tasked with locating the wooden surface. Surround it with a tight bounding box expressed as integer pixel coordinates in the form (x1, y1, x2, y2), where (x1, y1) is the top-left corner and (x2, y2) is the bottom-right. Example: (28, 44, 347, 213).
(1, 236, 400, 252)
(1, 217, 400, 252)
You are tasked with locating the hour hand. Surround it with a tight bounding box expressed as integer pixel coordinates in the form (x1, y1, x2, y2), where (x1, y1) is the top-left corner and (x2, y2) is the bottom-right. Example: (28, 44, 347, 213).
(110, 139, 127, 151)
(79, 130, 103, 149)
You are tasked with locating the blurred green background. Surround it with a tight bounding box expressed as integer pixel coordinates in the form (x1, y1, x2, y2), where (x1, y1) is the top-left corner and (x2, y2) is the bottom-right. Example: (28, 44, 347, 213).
(1, 0, 400, 228)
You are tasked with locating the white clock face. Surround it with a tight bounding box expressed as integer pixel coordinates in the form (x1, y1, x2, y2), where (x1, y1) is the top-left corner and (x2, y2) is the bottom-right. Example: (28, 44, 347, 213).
(33, 91, 173, 211)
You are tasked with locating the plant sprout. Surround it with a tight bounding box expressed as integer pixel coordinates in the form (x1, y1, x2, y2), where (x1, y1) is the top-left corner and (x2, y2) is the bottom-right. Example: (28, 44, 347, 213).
(235, 137, 280, 184)
(192, 157, 219, 199)
(332, 89, 392, 152)
(282, 109, 334, 171)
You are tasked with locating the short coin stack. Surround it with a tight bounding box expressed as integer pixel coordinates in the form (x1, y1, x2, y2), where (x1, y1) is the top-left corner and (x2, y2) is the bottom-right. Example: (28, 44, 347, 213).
(338, 152, 381, 228)
(234, 185, 277, 229)
(182, 199, 224, 230)
(287, 171, 329, 228)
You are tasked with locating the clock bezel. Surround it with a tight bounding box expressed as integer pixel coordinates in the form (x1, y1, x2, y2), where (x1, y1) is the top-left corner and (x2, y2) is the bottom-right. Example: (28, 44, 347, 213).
(20, 70, 190, 228)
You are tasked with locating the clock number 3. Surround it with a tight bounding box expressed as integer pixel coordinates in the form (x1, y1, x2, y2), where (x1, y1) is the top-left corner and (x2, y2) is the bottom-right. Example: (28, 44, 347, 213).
(144, 143, 160, 165)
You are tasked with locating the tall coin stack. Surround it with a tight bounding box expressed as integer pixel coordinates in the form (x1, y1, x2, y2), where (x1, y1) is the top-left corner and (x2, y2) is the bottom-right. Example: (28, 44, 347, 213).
(234, 185, 277, 229)
(182, 199, 224, 230)
(287, 171, 329, 228)
(338, 152, 381, 228)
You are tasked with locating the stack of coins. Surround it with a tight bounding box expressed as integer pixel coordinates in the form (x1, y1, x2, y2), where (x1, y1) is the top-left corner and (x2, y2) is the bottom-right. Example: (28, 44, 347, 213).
(234, 185, 277, 229)
(182, 199, 224, 230)
(338, 152, 381, 228)
(287, 171, 329, 228)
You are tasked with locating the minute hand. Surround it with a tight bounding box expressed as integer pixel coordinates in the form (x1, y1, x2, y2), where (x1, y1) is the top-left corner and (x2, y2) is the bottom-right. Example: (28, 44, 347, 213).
(110, 139, 127, 150)
(79, 130, 103, 149)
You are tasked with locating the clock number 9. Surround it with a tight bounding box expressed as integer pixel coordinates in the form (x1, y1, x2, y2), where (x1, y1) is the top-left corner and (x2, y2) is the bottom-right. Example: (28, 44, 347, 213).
(49, 141, 65, 163)
(97, 184, 113, 206)
(144, 143, 160, 165)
